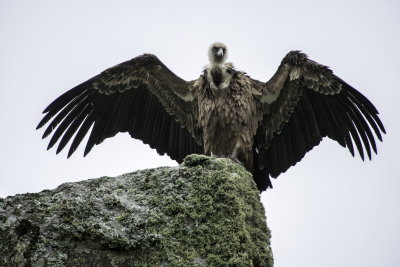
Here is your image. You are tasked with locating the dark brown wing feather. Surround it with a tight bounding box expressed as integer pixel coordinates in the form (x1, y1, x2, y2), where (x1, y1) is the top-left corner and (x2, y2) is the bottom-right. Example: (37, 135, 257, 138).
(254, 51, 385, 191)
(37, 54, 203, 162)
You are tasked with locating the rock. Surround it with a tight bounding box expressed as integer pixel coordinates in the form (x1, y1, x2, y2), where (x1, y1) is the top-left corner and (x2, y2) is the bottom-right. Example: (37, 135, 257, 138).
(0, 155, 273, 266)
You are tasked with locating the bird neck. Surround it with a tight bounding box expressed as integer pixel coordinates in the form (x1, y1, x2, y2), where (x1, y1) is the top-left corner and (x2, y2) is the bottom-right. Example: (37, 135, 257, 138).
(206, 63, 233, 92)
(210, 66, 224, 87)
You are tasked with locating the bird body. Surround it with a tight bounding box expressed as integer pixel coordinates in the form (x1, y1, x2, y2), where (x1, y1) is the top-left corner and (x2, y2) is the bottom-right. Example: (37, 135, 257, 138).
(197, 66, 261, 173)
(37, 43, 385, 191)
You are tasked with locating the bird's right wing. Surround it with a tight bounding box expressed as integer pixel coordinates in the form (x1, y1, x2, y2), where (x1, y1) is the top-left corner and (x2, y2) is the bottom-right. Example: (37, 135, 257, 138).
(37, 54, 203, 162)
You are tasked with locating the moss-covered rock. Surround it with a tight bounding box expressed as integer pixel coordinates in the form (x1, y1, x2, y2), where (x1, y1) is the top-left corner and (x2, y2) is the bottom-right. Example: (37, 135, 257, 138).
(0, 155, 273, 266)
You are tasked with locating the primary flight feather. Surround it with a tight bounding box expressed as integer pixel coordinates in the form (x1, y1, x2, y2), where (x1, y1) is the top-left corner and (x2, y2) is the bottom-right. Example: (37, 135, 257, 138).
(37, 42, 385, 191)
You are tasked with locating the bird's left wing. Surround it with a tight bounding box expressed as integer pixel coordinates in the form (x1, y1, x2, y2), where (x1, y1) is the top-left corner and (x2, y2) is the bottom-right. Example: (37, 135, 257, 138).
(37, 54, 203, 162)
(253, 51, 385, 190)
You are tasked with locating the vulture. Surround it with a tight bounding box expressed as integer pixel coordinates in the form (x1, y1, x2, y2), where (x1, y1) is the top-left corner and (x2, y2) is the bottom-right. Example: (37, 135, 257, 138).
(37, 42, 385, 191)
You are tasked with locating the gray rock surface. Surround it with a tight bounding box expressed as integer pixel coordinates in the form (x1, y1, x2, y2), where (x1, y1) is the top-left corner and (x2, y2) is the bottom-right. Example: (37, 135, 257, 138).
(0, 155, 273, 266)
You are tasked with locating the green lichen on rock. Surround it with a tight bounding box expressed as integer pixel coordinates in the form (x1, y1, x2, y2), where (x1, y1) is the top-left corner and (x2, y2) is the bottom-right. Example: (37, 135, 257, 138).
(0, 154, 273, 266)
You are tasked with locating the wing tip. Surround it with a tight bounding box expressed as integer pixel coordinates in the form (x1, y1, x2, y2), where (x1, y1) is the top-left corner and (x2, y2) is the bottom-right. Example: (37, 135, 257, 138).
(46, 143, 53, 151)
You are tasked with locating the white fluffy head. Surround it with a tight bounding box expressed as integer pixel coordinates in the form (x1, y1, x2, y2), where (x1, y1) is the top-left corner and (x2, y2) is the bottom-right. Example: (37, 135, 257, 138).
(208, 42, 228, 65)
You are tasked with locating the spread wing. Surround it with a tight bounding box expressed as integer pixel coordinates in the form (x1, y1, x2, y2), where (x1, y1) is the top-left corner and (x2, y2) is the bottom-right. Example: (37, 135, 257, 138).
(37, 54, 203, 162)
(253, 51, 385, 190)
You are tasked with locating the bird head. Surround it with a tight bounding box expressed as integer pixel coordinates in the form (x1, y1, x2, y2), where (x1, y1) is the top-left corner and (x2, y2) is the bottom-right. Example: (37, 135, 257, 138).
(208, 42, 227, 65)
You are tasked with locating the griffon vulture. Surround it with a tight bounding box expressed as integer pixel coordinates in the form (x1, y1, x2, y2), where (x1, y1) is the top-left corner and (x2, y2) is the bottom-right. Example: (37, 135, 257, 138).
(37, 43, 385, 191)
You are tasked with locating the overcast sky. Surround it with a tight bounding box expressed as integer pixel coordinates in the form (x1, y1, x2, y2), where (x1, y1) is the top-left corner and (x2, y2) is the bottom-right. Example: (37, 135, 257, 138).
(1, 1, 399, 266)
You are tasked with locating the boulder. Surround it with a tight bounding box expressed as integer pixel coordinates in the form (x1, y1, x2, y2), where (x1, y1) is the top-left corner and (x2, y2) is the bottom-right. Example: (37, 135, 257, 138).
(0, 155, 273, 266)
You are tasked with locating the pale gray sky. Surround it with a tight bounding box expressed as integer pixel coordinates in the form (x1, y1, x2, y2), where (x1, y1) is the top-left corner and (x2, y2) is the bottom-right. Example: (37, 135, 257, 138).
(1, 0, 399, 266)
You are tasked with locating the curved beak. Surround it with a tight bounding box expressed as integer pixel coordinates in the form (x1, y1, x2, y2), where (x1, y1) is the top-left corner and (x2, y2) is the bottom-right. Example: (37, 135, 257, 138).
(217, 48, 224, 57)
